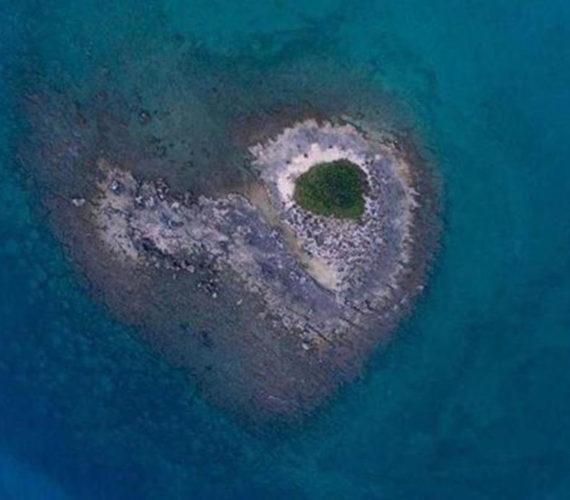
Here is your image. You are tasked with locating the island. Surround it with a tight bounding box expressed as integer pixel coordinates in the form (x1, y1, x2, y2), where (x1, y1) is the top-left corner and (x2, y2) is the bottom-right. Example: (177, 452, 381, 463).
(23, 84, 439, 423)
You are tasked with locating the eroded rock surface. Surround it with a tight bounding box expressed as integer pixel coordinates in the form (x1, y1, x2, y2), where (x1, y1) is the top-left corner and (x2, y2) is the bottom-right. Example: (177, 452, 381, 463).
(23, 74, 439, 422)
(88, 119, 428, 356)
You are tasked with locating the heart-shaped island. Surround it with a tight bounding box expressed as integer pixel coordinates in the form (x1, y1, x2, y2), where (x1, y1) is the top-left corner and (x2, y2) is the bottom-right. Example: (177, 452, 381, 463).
(22, 52, 439, 423)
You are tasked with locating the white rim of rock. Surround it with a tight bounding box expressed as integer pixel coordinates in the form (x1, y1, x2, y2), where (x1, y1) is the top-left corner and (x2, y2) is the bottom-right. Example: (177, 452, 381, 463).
(249, 119, 419, 296)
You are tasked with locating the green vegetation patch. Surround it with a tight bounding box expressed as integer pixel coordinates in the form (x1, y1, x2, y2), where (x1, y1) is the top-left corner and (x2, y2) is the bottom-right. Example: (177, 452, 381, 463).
(293, 159, 368, 220)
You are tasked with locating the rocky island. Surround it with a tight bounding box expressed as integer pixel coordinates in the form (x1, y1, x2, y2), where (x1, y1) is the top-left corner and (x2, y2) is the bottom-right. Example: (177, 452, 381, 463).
(22, 53, 439, 423)
(84, 119, 427, 349)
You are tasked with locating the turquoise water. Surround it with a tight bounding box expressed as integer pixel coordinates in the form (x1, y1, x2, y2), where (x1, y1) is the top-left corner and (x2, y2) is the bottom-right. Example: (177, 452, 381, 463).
(1, 0, 570, 498)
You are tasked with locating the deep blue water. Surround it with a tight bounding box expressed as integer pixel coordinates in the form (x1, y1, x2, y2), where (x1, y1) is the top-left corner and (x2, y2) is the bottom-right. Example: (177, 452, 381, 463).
(1, 0, 570, 499)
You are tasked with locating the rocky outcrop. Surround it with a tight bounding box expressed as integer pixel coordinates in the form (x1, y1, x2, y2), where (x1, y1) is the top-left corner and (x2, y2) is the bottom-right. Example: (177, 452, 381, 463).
(86, 119, 429, 354)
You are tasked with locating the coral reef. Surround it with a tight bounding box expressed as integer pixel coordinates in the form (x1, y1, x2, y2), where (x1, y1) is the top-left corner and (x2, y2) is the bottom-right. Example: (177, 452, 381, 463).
(84, 119, 429, 355)
(20, 45, 439, 422)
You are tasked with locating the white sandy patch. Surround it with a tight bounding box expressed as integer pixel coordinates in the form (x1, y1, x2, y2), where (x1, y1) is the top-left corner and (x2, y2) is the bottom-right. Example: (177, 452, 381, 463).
(299, 253, 341, 291)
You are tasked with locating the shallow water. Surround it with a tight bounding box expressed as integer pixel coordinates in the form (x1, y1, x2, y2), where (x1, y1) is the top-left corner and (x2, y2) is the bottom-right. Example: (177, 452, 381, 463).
(1, 0, 570, 499)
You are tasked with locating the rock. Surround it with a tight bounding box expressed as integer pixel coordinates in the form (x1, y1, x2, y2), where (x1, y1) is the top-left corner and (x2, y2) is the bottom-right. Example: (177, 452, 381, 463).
(138, 109, 151, 125)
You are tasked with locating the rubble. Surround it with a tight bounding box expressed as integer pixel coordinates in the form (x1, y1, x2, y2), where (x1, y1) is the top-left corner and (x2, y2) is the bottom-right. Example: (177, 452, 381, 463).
(85, 119, 429, 347)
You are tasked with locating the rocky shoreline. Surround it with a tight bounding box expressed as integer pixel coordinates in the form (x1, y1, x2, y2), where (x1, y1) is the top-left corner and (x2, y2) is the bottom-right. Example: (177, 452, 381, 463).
(22, 78, 439, 422)
(80, 118, 433, 358)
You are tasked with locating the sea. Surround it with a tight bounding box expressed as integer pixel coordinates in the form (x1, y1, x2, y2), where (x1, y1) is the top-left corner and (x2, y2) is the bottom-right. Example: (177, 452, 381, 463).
(1, 0, 569, 498)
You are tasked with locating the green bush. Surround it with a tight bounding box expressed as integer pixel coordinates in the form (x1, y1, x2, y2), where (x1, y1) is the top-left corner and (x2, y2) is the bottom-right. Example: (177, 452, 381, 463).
(293, 159, 367, 220)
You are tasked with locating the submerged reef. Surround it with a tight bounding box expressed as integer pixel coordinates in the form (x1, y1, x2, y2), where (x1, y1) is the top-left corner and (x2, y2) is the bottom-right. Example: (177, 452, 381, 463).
(20, 39, 440, 423)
